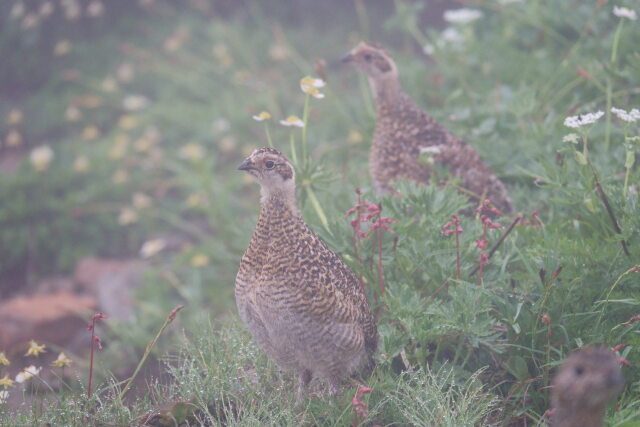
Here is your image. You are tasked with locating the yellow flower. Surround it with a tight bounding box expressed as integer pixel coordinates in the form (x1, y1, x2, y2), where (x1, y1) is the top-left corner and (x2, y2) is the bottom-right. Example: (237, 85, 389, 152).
(300, 76, 326, 99)
(179, 143, 205, 161)
(51, 352, 72, 368)
(15, 365, 41, 383)
(82, 125, 100, 141)
(118, 207, 138, 225)
(132, 192, 152, 210)
(252, 111, 271, 122)
(190, 253, 209, 267)
(54, 40, 71, 56)
(348, 129, 363, 144)
(73, 155, 90, 173)
(186, 193, 205, 207)
(6, 109, 23, 125)
(65, 105, 81, 122)
(140, 238, 166, 258)
(30, 146, 54, 172)
(0, 352, 9, 366)
(5, 130, 22, 147)
(25, 340, 46, 357)
(219, 136, 237, 154)
(0, 375, 13, 389)
(134, 136, 154, 153)
(279, 116, 304, 128)
(112, 169, 129, 185)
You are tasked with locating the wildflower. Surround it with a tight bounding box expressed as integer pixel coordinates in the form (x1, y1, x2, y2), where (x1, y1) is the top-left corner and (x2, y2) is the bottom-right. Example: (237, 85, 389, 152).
(25, 340, 46, 357)
(140, 238, 167, 258)
(300, 76, 326, 99)
(21, 13, 40, 30)
(619, 358, 632, 367)
(117, 63, 135, 83)
(611, 107, 640, 123)
(351, 386, 373, 425)
(6, 109, 23, 125)
(0, 375, 14, 389)
(443, 8, 483, 24)
(279, 116, 304, 128)
(441, 27, 464, 44)
(10, 3, 25, 20)
(101, 76, 118, 92)
(30, 146, 54, 172)
(347, 129, 363, 144)
(186, 193, 205, 207)
(5, 130, 22, 147)
(123, 95, 150, 111)
(190, 253, 209, 267)
(562, 133, 580, 144)
(73, 155, 90, 173)
(82, 125, 100, 141)
(15, 365, 41, 383)
(219, 136, 237, 153)
(613, 6, 637, 20)
(112, 169, 129, 184)
(65, 105, 81, 121)
(563, 111, 604, 128)
(39, 1, 55, 17)
(252, 111, 272, 121)
(87, 0, 105, 18)
(118, 115, 138, 130)
(132, 192, 152, 210)
(51, 352, 72, 368)
(118, 206, 138, 225)
(541, 313, 551, 327)
(179, 142, 206, 161)
(0, 390, 7, 404)
(0, 352, 9, 366)
(54, 40, 71, 56)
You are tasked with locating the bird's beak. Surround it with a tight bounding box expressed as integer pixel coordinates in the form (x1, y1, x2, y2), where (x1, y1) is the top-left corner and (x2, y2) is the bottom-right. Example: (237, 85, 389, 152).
(341, 52, 354, 63)
(237, 158, 255, 171)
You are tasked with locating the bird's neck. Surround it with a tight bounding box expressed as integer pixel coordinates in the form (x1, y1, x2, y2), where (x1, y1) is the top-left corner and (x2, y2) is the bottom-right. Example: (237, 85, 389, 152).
(369, 75, 401, 110)
(260, 186, 299, 219)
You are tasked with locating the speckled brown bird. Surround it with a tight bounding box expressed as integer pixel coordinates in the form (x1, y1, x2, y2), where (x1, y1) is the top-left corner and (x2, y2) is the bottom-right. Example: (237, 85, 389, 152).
(343, 42, 513, 213)
(235, 147, 378, 401)
(550, 347, 624, 427)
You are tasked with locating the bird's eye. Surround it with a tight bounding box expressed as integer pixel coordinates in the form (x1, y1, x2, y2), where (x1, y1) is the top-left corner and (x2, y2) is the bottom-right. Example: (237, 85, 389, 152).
(574, 366, 584, 376)
(363, 54, 373, 61)
(265, 161, 275, 169)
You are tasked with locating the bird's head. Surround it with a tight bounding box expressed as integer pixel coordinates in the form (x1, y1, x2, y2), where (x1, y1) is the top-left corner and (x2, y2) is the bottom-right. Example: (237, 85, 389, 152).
(342, 42, 398, 80)
(237, 147, 296, 204)
(552, 347, 624, 411)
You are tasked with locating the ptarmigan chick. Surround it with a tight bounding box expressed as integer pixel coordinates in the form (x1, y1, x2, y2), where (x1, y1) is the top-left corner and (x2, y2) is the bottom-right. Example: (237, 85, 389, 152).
(235, 147, 378, 401)
(550, 347, 624, 427)
(343, 42, 513, 213)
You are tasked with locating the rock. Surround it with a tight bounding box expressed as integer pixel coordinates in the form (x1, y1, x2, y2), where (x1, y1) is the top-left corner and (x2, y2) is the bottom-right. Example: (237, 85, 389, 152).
(0, 291, 96, 350)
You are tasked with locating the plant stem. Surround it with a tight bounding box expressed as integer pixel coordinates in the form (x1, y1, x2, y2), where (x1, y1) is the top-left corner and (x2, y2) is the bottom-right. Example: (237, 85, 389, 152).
(301, 94, 310, 168)
(118, 305, 184, 401)
(377, 226, 384, 296)
(264, 123, 273, 148)
(289, 131, 298, 166)
(594, 180, 630, 257)
(469, 215, 523, 277)
(605, 20, 624, 150)
(305, 185, 330, 234)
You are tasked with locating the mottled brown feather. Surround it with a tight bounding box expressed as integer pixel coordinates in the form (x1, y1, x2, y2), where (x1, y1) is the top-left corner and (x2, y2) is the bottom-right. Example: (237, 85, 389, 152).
(235, 148, 378, 399)
(345, 42, 513, 213)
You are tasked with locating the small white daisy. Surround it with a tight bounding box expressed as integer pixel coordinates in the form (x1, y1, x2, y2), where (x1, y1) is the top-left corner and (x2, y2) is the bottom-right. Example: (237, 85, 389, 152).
(279, 116, 305, 128)
(443, 8, 484, 24)
(613, 6, 637, 20)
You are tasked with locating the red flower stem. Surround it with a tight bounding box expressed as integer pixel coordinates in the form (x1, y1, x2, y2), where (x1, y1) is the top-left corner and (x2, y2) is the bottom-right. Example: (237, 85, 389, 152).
(469, 214, 523, 278)
(87, 319, 96, 398)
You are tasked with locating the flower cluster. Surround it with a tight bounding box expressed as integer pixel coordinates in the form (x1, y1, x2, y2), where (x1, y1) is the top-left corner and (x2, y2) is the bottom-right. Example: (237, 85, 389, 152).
(443, 8, 483, 24)
(613, 5, 637, 20)
(299, 76, 325, 99)
(351, 386, 373, 426)
(611, 107, 640, 123)
(563, 111, 604, 128)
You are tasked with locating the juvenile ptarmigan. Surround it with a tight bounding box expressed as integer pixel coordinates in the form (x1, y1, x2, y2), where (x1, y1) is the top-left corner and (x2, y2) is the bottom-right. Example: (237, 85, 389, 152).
(235, 147, 378, 401)
(550, 347, 624, 427)
(343, 42, 513, 213)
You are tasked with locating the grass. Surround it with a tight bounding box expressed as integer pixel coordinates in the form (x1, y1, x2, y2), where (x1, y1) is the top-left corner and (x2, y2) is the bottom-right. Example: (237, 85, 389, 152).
(0, 0, 639, 425)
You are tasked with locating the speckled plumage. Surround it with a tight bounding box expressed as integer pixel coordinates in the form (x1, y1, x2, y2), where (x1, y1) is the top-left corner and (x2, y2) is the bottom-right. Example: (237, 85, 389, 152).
(344, 42, 513, 213)
(551, 348, 624, 427)
(235, 148, 377, 400)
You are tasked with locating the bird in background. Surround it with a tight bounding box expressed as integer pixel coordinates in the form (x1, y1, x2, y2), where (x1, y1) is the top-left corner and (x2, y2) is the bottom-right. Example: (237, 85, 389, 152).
(235, 147, 378, 402)
(342, 42, 513, 213)
(550, 347, 624, 427)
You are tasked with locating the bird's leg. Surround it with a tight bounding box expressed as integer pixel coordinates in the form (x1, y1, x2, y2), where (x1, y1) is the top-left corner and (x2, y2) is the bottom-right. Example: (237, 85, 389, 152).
(327, 377, 341, 397)
(296, 369, 312, 405)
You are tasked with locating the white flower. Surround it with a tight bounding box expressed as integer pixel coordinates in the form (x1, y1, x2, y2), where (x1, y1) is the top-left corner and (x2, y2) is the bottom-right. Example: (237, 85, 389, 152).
(87, 0, 105, 17)
(611, 107, 640, 123)
(300, 76, 326, 99)
(563, 111, 604, 128)
(443, 8, 484, 24)
(122, 95, 150, 111)
(423, 44, 435, 56)
(30, 146, 54, 172)
(73, 155, 90, 173)
(140, 238, 166, 258)
(279, 116, 305, 128)
(15, 366, 41, 383)
(0, 390, 8, 404)
(252, 112, 272, 121)
(420, 146, 442, 154)
(10, 3, 25, 20)
(613, 6, 637, 20)
(441, 27, 465, 45)
(563, 133, 580, 144)
(39, 2, 55, 18)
